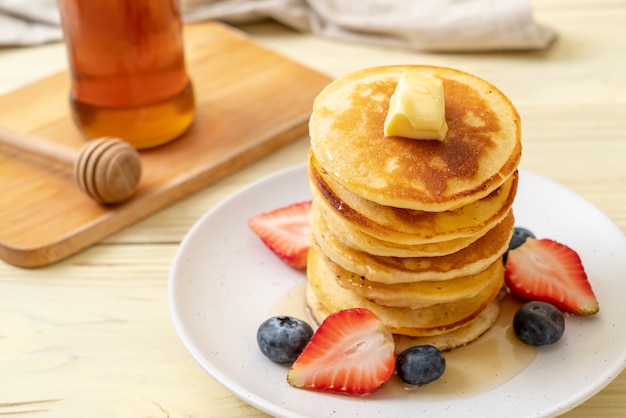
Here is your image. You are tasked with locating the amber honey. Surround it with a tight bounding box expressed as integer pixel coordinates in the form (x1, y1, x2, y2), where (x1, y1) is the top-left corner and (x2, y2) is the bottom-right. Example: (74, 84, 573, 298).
(58, 0, 195, 149)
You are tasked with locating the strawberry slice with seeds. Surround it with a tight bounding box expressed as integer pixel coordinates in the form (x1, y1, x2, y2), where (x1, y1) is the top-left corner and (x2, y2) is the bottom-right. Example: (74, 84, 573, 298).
(248, 201, 312, 270)
(505, 238, 599, 315)
(287, 307, 396, 394)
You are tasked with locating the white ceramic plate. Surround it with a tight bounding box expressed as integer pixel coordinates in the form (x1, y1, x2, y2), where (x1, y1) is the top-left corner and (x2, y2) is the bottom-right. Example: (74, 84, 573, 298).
(169, 164, 626, 418)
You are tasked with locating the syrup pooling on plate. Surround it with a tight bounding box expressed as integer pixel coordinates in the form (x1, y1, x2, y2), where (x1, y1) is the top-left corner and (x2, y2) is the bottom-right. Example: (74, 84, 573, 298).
(269, 283, 317, 329)
(270, 286, 536, 399)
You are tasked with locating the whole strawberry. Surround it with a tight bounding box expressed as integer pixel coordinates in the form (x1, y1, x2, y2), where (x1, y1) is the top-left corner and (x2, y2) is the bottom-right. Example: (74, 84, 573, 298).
(287, 308, 396, 394)
(505, 238, 599, 315)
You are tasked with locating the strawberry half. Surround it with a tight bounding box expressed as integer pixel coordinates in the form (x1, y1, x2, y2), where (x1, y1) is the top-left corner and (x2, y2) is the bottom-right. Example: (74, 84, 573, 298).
(505, 238, 599, 315)
(248, 201, 312, 270)
(287, 307, 396, 395)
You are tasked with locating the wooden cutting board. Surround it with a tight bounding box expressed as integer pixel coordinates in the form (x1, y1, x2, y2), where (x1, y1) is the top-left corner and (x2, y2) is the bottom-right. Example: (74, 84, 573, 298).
(0, 22, 332, 268)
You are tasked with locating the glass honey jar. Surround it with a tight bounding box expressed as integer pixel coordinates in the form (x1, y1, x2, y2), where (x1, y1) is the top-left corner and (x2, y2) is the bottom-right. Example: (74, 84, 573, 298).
(58, 0, 195, 149)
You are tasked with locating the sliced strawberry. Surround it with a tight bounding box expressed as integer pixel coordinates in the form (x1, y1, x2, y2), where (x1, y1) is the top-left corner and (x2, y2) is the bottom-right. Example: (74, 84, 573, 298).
(505, 238, 599, 315)
(248, 201, 312, 270)
(287, 307, 396, 394)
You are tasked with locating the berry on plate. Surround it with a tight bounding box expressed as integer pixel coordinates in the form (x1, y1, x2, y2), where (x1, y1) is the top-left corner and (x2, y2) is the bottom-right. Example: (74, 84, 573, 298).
(509, 227, 536, 251)
(287, 308, 396, 395)
(504, 226, 536, 263)
(513, 301, 565, 346)
(257, 316, 314, 364)
(248, 201, 312, 270)
(396, 345, 446, 386)
(504, 238, 599, 315)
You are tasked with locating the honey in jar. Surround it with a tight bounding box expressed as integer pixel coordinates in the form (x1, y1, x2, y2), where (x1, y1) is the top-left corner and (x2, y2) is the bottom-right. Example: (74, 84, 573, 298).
(58, 0, 195, 149)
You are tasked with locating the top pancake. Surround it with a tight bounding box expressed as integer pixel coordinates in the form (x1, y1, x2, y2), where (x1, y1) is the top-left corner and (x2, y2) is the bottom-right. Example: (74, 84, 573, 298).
(309, 65, 522, 212)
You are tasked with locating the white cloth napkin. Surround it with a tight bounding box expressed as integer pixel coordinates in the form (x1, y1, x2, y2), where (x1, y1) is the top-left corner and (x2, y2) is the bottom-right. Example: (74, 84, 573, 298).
(0, 0, 62, 45)
(0, 0, 555, 51)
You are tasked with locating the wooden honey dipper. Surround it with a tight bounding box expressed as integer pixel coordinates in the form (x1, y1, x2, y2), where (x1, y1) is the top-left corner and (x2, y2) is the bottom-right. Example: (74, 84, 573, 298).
(0, 126, 142, 204)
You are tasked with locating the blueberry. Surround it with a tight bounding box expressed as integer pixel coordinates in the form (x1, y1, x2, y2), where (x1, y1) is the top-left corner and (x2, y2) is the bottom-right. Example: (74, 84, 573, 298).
(257, 316, 314, 363)
(504, 227, 536, 263)
(396, 345, 446, 386)
(510, 227, 536, 250)
(513, 301, 565, 346)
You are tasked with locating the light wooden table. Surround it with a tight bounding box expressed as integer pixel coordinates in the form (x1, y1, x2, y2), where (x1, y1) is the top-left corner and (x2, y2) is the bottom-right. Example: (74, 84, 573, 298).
(1, 1, 625, 416)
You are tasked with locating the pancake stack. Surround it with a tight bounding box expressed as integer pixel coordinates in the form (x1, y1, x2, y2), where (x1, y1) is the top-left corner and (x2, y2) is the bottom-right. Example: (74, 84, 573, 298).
(305, 65, 522, 352)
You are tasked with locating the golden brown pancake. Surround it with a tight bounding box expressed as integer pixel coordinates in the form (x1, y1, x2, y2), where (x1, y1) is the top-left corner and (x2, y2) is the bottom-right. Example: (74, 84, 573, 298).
(309, 200, 486, 258)
(331, 254, 504, 309)
(307, 281, 502, 353)
(310, 154, 518, 245)
(309, 65, 522, 212)
(306, 244, 504, 337)
(311, 208, 514, 283)
(392, 300, 501, 353)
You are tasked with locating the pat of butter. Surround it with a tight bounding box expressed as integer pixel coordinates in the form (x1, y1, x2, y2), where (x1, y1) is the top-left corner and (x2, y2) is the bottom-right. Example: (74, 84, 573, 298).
(384, 71, 448, 141)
